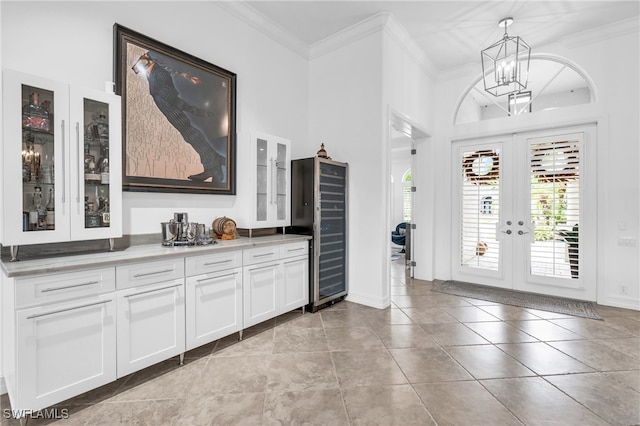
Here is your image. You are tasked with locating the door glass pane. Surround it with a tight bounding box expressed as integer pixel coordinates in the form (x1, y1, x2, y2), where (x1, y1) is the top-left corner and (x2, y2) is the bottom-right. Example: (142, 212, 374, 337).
(83, 98, 111, 229)
(529, 138, 580, 279)
(460, 149, 501, 271)
(256, 138, 268, 221)
(21, 84, 54, 232)
(276, 142, 287, 220)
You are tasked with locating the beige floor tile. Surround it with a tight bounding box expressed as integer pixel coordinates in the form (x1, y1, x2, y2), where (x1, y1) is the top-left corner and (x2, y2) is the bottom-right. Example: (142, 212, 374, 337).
(342, 384, 436, 425)
(414, 381, 522, 425)
(212, 327, 274, 357)
(84, 399, 184, 425)
(193, 355, 270, 396)
(506, 319, 585, 341)
(263, 389, 349, 425)
(325, 326, 386, 351)
(373, 324, 439, 349)
(481, 377, 610, 425)
(392, 294, 470, 308)
(497, 342, 594, 375)
(275, 311, 324, 329)
(600, 315, 640, 336)
(445, 345, 535, 379)
(272, 325, 329, 353)
(320, 309, 369, 328)
(548, 340, 640, 371)
(478, 304, 543, 321)
(546, 372, 640, 425)
(401, 307, 457, 324)
(175, 393, 265, 426)
(522, 308, 577, 320)
(594, 337, 640, 359)
(389, 347, 473, 383)
(331, 350, 407, 388)
(464, 321, 539, 344)
(549, 317, 634, 339)
(363, 308, 414, 326)
(604, 370, 640, 392)
(419, 322, 489, 346)
(267, 352, 339, 392)
(439, 305, 502, 322)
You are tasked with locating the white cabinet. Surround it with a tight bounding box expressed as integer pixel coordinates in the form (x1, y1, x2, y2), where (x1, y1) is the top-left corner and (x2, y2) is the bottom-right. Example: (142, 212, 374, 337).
(242, 242, 309, 328)
(1, 69, 122, 250)
(185, 251, 243, 350)
(236, 132, 291, 230)
(116, 261, 185, 378)
(4, 269, 116, 413)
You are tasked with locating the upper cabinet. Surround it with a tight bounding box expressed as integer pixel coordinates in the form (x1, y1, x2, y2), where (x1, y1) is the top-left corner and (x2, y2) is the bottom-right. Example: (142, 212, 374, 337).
(236, 132, 291, 230)
(1, 70, 122, 247)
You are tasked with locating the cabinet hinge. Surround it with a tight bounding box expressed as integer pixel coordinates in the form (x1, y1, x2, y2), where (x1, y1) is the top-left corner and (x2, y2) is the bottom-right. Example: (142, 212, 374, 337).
(411, 223, 417, 230)
(410, 261, 417, 267)
(411, 186, 416, 192)
(411, 149, 417, 155)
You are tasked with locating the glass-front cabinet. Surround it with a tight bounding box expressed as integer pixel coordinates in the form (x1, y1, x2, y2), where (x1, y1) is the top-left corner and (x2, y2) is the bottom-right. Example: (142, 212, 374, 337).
(1, 70, 121, 251)
(236, 132, 291, 231)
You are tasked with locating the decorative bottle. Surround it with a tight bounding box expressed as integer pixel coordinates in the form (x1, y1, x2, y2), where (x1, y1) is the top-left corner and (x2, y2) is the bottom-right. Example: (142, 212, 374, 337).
(29, 186, 43, 231)
(99, 146, 110, 184)
(46, 187, 55, 230)
(22, 92, 50, 131)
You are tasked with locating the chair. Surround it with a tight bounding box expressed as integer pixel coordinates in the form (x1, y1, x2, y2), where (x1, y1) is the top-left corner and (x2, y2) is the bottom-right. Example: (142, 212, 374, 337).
(391, 222, 407, 253)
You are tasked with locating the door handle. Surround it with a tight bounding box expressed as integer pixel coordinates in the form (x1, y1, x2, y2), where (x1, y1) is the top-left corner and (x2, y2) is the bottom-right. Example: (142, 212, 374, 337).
(518, 230, 529, 235)
(501, 230, 512, 235)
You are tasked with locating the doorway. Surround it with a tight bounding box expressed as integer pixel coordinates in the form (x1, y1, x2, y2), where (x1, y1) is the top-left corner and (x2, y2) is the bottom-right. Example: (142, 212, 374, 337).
(451, 124, 597, 301)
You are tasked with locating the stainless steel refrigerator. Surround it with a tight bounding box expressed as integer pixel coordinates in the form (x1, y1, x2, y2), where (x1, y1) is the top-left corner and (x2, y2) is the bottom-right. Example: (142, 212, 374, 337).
(290, 157, 348, 312)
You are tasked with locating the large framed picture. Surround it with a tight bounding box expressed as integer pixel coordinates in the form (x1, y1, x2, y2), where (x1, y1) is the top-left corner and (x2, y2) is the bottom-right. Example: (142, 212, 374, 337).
(114, 24, 236, 194)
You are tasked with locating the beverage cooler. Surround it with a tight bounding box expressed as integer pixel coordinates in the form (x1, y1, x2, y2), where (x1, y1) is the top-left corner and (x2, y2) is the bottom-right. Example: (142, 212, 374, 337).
(290, 157, 348, 312)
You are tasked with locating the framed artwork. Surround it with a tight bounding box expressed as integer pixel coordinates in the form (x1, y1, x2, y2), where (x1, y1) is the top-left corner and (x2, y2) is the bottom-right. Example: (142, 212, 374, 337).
(114, 24, 236, 194)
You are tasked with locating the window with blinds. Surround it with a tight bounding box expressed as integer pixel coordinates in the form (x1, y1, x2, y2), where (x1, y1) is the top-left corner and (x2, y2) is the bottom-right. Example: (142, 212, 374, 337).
(460, 150, 501, 270)
(529, 138, 580, 279)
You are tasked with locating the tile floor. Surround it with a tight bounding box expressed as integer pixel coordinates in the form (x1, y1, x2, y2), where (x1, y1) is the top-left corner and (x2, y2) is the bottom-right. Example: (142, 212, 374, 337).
(1, 259, 639, 425)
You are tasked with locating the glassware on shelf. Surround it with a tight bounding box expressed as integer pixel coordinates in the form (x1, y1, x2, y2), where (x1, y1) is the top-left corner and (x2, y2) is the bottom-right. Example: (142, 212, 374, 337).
(22, 143, 40, 182)
(84, 144, 100, 182)
(28, 186, 43, 231)
(98, 146, 109, 184)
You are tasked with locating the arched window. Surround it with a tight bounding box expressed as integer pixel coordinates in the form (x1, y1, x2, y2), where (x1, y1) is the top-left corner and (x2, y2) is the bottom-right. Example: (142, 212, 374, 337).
(455, 54, 597, 125)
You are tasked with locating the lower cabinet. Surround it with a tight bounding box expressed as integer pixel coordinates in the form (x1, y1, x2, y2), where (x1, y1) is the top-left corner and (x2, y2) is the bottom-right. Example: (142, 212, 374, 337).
(282, 255, 309, 313)
(243, 262, 280, 328)
(116, 279, 185, 377)
(185, 267, 242, 350)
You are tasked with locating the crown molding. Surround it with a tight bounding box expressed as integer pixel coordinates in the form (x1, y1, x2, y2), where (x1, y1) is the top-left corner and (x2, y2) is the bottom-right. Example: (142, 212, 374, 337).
(383, 14, 437, 80)
(309, 12, 390, 60)
(213, 1, 309, 59)
(560, 17, 639, 48)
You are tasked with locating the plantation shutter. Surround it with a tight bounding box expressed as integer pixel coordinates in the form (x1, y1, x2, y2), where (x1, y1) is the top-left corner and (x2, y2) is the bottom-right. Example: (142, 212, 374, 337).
(529, 138, 580, 279)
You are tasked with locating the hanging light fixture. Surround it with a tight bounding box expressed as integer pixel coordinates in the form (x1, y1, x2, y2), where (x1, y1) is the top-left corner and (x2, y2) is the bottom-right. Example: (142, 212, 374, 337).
(481, 17, 531, 97)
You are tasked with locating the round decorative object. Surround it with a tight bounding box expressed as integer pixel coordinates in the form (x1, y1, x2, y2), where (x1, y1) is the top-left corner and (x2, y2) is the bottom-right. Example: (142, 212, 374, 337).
(476, 241, 488, 256)
(463, 150, 500, 185)
(316, 143, 328, 158)
(212, 216, 237, 240)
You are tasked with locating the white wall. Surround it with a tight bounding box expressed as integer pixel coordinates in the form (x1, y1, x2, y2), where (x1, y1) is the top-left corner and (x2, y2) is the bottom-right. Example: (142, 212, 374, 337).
(431, 24, 640, 310)
(1, 1, 310, 233)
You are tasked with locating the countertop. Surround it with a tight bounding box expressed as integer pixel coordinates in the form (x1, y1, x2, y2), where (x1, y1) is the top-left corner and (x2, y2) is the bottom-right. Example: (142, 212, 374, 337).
(1, 234, 311, 278)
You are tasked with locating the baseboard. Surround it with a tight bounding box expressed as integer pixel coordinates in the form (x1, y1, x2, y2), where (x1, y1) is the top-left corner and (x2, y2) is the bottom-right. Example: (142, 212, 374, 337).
(345, 291, 390, 309)
(0, 375, 6, 395)
(601, 294, 640, 311)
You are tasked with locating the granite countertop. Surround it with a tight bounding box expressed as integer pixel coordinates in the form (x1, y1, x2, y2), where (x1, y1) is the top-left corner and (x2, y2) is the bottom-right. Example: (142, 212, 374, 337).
(1, 234, 311, 278)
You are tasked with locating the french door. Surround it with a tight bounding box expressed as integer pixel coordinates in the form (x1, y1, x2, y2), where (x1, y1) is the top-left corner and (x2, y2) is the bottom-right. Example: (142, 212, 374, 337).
(452, 125, 596, 301)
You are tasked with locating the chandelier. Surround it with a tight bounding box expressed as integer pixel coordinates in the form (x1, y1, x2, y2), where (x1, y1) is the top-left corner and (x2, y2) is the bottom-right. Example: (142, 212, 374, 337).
(481, 17, 531, 97)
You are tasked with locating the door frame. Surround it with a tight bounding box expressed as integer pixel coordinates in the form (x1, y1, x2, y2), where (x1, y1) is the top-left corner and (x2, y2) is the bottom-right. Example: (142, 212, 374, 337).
(451, 124, 598, 301)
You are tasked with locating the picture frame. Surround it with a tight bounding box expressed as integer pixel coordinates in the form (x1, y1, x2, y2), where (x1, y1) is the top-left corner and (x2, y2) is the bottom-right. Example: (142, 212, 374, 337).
(113, 24, 236, 194)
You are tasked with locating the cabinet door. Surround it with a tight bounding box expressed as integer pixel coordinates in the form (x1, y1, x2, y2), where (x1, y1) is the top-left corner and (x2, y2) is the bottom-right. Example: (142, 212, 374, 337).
(16, 295, 116, 412)
(1, 70, 70, 246)
(116, 279, 185, 377)
(281, 255, 309, 314)
(185, 267, 242, 350)
(243, 262, 279, 328)
(69, 86, 121, 241)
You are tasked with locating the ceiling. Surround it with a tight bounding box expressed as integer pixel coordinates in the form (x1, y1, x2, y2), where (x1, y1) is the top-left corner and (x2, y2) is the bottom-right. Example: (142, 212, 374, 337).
(244, 0, 639, 72)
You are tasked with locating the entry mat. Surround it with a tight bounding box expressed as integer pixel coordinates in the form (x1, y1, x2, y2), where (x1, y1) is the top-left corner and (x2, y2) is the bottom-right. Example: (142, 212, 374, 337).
(432, 280, 602, 320)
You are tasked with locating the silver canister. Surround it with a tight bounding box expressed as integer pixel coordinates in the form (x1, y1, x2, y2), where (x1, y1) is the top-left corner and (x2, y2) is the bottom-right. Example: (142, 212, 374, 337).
(161, 221, 179, 246)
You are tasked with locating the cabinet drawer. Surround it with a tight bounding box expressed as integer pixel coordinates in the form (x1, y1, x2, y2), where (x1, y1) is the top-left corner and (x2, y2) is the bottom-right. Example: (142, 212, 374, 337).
(116, 258, 185, 290)
(16, 267, 116, 309)
(243, 245, 280, 266)
(185, 250, 241, 277)
(280, 241, 309, 258)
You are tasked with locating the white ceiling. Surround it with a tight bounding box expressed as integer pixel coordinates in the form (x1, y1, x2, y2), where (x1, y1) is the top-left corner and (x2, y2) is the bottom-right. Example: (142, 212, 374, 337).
(244, 0, 639, 72)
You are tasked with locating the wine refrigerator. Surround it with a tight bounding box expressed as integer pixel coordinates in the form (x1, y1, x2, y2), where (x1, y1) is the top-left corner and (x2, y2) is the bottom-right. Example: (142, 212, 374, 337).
(290, 157, 348, 312)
